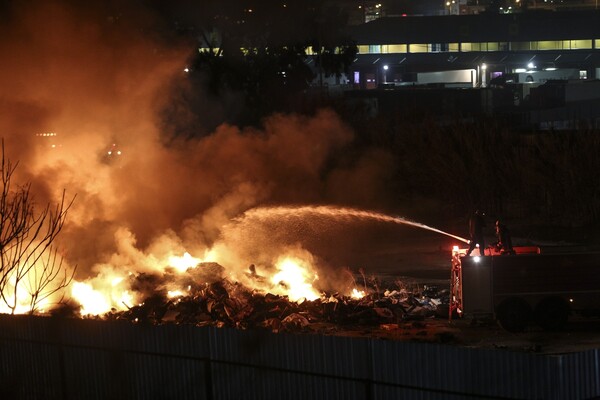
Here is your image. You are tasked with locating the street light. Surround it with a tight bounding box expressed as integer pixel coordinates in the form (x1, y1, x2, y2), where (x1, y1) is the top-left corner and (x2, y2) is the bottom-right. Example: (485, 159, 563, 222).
(383, 64, 389, 83)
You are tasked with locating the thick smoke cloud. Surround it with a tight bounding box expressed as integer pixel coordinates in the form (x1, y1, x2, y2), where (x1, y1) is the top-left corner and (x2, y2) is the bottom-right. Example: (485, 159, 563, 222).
(0, 1, 419, 300)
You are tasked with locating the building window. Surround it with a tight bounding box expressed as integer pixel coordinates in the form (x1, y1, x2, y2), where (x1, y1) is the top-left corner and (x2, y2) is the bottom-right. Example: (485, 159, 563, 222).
(430, 43, 450, 52)
(357, 45, 370, 54)
(571, 40, 592, 49)
(409, 44, 428, 53)
(449, 43, 460, 52)
(510, 42, 531, 51)
(369, 45, 381, 53)
(486, 42, 500, 51)
(536, 41, 562, 50)
(388, 44, 407, 53)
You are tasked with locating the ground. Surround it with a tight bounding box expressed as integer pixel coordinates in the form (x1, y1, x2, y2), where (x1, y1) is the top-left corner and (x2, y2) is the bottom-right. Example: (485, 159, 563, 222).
(339, 224, 600, 355)
(361, 317, 600, 355)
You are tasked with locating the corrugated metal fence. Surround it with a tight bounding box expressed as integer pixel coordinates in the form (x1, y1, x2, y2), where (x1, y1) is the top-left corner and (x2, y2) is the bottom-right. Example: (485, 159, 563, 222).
(0, 315, 598, 399)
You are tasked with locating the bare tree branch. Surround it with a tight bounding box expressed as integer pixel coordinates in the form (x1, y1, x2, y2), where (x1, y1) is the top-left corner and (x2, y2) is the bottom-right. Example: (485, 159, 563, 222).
(0, 139, 76, 314)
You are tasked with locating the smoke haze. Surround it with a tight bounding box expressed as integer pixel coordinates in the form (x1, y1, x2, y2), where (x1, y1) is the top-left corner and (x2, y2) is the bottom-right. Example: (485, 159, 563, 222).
(0, 1, 421, 301)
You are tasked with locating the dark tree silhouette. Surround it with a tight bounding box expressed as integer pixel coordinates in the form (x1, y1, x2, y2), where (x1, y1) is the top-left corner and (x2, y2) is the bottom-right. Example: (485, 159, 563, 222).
(161, 0, 357, 127)
(0, 142, 76, 314)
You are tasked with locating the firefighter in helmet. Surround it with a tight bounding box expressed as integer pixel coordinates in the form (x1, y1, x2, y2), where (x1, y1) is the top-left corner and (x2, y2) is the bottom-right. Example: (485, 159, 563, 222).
(466, 209, 486, 257)
(494, 219, 515, 255)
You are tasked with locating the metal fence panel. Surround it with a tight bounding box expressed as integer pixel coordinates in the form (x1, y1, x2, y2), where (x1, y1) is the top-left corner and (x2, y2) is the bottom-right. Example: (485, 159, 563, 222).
(211, 363, 366, 400)
(207, 327, 371, 379)
(0, 315, 600, 400)
(0, 339, 63, 399)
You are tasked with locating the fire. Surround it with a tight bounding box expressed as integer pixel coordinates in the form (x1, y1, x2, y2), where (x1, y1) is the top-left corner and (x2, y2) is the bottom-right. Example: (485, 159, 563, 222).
(270, 256, 321, 302)
(72, 282, 111, 315)
(71, 271, 136, 316)
(168, 252, 201, 272)
(0, 258, 70, 315)
(69, 246, 326, 316)
(167, 289, 185, 298)
(351, 288, 366, 299)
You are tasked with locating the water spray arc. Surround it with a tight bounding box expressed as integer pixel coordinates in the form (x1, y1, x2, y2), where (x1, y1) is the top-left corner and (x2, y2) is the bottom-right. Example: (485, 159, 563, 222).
(240, 205, 470, 244)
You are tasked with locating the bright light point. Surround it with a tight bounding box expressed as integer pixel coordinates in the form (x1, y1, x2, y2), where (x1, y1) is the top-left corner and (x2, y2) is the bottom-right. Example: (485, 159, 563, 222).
(527, 62, 535, 69)
(184, 67, 190, 73)
(383, 65, 389, 70)
(351, 288, 366, 299)
(515, 68, 526, 73)
(473, 256, 481, 263)
(481, 63, 487, 70)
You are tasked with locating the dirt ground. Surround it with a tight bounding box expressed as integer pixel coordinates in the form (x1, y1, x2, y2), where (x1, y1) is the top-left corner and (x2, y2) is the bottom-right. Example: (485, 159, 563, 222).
(318, 315, 600, 355)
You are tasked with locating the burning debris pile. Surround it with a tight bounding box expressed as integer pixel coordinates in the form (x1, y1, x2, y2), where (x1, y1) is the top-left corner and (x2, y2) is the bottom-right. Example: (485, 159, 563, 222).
(61, 261, 450, 337)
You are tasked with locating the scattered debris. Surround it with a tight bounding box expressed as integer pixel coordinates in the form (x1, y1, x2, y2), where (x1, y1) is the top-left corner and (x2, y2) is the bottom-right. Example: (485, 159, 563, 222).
(71, 274, 450, 339)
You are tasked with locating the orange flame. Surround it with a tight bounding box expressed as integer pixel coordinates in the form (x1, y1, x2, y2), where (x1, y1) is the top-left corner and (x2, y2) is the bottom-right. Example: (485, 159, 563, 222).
(350, 288, 366, 299)
(270, 256, 321, 301)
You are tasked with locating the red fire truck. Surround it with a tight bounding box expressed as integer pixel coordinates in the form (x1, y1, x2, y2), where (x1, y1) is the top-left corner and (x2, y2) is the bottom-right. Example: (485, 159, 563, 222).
(449, 245, 600, 332)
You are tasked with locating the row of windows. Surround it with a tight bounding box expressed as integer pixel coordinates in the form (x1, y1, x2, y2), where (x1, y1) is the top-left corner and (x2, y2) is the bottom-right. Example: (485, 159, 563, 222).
(360, 39, 600, 54)
(200, 39, 600, 57)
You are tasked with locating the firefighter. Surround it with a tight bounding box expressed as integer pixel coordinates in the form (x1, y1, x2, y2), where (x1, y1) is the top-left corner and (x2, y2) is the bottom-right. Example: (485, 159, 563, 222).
(494, 219, 515, 255)
(466, 209, 486, 256)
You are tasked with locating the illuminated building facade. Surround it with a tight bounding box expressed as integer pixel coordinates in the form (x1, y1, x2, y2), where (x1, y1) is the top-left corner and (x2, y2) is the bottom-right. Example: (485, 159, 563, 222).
(346, 10, 600, 88)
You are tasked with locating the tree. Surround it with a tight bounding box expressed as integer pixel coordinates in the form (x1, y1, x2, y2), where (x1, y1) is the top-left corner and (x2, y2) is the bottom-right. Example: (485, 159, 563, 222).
(166, 0, 357, 127)
(0, 142, 75, 314)
(308, 2, 358, 89)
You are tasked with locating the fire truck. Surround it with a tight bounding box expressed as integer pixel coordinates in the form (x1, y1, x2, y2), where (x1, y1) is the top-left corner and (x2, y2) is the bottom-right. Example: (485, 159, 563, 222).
(449, 245, 600, 332)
